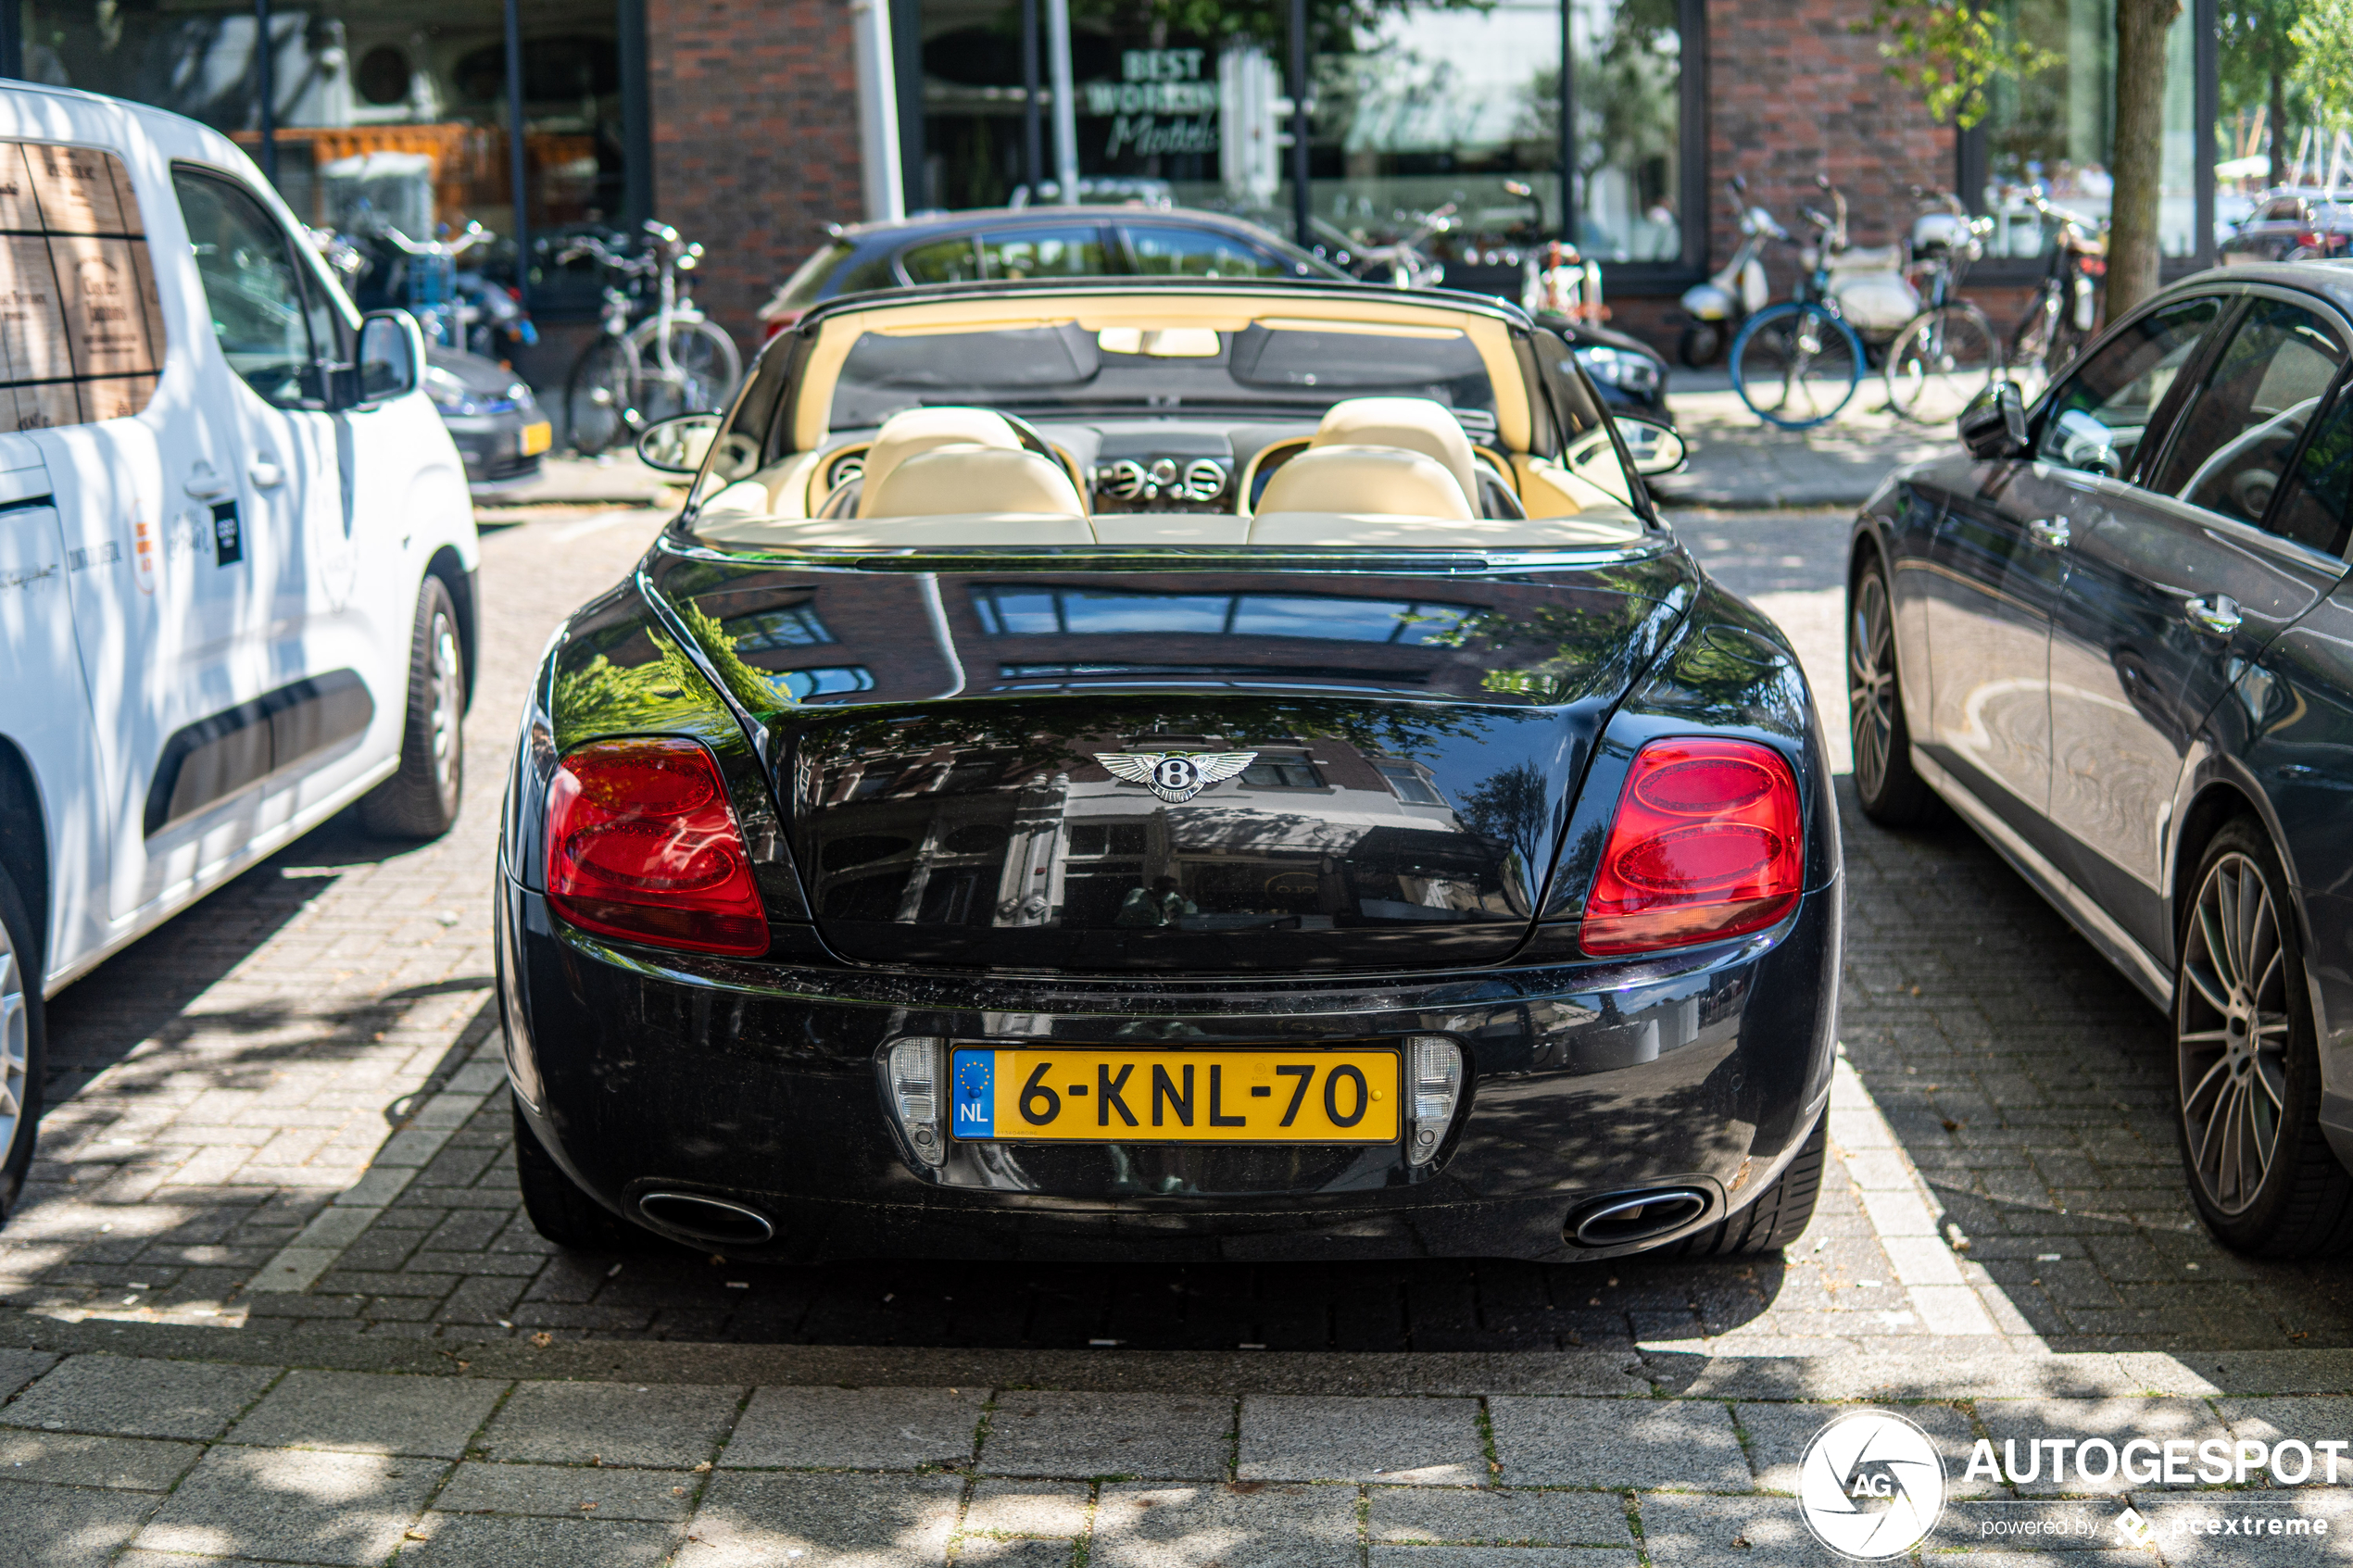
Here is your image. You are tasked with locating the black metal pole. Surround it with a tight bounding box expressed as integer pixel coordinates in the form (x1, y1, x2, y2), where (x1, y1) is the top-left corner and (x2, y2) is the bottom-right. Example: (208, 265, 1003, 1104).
(1558, 0, 1574, 244)
(1022, 0, 1043, 195)
(503, 0, 531, 312)
(255, 0, 276, 184)
(0, 1, 22, 82)
(1288, 0, 1309, 248)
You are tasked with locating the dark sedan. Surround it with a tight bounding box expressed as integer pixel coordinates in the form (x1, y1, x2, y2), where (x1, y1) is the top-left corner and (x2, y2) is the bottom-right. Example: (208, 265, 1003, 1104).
(494, 279, 1833, 1265)
(424, 345, 551, 495)
(2221, 190, 2353, 267)
(1849, 259, 2353, 1254)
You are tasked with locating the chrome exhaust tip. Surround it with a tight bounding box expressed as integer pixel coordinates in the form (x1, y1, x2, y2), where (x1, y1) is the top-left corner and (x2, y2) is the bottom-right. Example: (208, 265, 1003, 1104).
(635, 1191, 776, 1247)
(1567, 1187, 1711, 1248)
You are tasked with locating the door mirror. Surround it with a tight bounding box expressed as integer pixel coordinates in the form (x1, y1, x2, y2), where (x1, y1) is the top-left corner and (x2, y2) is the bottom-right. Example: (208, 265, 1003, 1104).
(1959, 379, 2030, 458)
(351, 309, 423, 407)
(1611, 413, 1688, 475)
(636, 412, 724, 474)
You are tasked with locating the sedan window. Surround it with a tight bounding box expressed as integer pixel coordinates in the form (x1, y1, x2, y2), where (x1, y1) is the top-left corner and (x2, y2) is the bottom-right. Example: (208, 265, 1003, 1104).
(1125, 225, 1291, 278)
(2150, 299, 2347, 524)
(900, 237, 982, 284)
(2033, 297, 2220, 479)
(2261, 385, 2353, 555)
(977, 226, 1109, 280)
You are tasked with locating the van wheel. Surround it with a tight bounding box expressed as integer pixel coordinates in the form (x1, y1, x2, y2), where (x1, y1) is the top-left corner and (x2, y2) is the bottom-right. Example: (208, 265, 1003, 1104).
(360, 575, 465, 840)
(512, 1099, 654, 1252)
(2175, 819, 2353, 1256)
(1676, 1113, 1826, 1256)
(0, 864, 46, 1221)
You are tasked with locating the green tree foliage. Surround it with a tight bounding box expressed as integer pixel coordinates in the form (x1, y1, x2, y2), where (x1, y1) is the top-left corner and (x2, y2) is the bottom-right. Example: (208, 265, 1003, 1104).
(2220, 0, 2309, 183)
(1849, 0, 2057, 129)
(2292, 0, 2353, 130)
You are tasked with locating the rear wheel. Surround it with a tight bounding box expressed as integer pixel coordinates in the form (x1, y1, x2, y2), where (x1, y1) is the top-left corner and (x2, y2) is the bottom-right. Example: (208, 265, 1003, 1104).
(1884, 304, 1999, 425)
(1846, 553, 1939, 825)
(630, 318, 741, 423)
(359, 576, 465, 840)
(1677, 1113, 1826, 1256)
(513, 1099, 655, 1251)
(1677, 321, 1723, 369)
(1730, 302, 1862, 430)
(0, 864, 44, 1221)
(2174, 819, 2353, 1256)
(565, 334, 639, 457)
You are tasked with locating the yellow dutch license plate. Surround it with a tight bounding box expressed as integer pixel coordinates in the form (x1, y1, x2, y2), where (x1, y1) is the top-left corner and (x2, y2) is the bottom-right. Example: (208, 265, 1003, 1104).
(950, 1047, 1400, 1144)
(519, 420, 553, 457)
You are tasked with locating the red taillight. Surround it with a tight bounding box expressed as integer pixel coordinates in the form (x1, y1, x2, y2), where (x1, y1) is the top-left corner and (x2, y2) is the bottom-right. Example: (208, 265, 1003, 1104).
(758, 308, 804, 341)
(544, 738, 770, 956)
(1580, 738, 1804, 955)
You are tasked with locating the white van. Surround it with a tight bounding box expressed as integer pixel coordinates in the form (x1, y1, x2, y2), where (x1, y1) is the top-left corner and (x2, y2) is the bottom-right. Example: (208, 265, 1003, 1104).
(0, 86, 478, 1212)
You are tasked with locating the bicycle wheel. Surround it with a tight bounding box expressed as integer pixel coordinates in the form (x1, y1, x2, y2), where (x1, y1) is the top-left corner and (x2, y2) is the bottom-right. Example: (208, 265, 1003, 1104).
(629, 318, 741, 422)
(1730, 302, 1864, 430)
(2007, 285, 2061, 397)
(566, 333, 640, 457)
(1884, 303, 1999, 425)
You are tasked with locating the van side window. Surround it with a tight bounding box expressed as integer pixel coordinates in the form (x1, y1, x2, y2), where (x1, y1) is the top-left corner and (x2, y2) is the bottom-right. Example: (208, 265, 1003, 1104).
(0, 139, 165, 430)
(172, 169, 324, 409)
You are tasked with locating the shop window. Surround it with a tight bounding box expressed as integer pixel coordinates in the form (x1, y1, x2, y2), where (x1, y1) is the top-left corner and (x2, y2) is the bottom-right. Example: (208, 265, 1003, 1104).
(1378, 760, 1447, 805)
(1972, 0, 2199, 258)
(1241, 756, 1325, 788)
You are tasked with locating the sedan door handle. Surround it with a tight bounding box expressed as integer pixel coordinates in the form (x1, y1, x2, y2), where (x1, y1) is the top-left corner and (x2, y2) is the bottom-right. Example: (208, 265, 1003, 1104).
(2029, 516, 2071, 548)
(182, 464, 233, 501)
(2185, 594, 2243, 636)
(248, 458, 283, 489)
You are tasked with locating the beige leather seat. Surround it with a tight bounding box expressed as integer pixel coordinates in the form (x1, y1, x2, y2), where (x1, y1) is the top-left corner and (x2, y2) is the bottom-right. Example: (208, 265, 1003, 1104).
(863, 444, 1088, 519)
(1252, 445, 1474, 521)
(854, 407, 1022, 517)
(1309, 396, 1482, 512)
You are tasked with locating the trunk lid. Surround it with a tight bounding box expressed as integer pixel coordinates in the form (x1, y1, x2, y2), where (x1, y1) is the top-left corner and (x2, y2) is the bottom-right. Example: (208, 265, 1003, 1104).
(649, 549, 1695, 972)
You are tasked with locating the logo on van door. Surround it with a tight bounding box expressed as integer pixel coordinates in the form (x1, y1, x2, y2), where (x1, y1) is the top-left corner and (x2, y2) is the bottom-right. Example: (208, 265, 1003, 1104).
(210, 501, 242, 567)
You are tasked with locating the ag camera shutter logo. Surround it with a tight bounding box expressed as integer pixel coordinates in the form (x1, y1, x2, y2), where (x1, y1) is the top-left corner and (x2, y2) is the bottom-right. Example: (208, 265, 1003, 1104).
(1798, 1411, 1946, 1559)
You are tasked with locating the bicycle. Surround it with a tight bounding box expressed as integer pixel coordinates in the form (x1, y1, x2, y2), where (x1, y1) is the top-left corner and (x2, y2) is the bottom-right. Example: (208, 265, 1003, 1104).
(2004, 188, 2108, 395)
(560, 220, 742, 458)
(1728, 194, 1867, 431)
(1351, 203, 1457, 290)
(1882, 188, 1999, 425)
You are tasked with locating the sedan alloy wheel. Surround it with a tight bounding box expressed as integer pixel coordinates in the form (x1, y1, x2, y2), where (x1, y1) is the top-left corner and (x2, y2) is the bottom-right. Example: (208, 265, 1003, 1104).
(2178, 849, 2292, 1214)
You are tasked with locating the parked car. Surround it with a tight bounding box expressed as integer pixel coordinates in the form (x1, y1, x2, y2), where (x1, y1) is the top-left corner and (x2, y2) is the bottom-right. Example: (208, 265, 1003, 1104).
(496, 277, 1837, 1267)
(424, 345, 551, 495)
(1851, 258, 2353, 1255)
(0, 84, 480, 1215)
(2221, 189, 2353, 265)
(755, 207, 1351, 336)
(1543, 317, 1673, 421)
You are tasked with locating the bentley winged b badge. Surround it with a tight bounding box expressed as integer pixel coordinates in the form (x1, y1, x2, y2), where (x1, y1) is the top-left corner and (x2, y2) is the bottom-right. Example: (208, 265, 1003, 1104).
(1094, 751, 1258, 804)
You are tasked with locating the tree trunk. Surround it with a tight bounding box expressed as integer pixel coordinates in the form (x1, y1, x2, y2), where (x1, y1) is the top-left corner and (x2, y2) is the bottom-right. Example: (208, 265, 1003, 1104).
(2108, 0, 2183, 320)
(2270, 62, 2290, 189)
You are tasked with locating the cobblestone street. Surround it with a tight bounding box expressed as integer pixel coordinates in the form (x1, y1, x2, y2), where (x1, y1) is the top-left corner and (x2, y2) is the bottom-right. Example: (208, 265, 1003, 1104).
(13, 502, 2353, 1564)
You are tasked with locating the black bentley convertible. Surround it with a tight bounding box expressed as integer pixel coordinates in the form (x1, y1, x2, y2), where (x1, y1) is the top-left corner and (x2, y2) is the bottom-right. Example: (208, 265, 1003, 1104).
(496, 280, 1840, 1263)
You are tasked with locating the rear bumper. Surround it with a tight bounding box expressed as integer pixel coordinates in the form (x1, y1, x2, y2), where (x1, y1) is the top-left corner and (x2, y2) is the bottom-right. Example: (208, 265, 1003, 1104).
(497, 877, 1840, 1263)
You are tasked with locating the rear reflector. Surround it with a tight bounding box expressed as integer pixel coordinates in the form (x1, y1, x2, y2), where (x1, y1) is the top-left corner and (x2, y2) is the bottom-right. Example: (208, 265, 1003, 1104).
(1580, 737, 1803, 955)
(545, 737, 770, 956)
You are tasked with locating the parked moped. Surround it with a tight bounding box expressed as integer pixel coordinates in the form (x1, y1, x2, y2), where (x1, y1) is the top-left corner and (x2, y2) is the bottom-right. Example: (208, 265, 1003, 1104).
(1679, 176, 1783, 368)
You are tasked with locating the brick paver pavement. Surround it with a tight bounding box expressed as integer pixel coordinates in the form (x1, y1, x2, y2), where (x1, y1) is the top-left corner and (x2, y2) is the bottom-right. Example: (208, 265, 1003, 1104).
(6, 505, 2351, 1361)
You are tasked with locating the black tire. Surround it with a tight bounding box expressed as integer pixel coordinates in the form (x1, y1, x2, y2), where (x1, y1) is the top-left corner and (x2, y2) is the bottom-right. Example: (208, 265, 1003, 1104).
(513, 1098, 654, 1251)
(1678, 321, 1723, 369)
(359, 576, 465, 840)
(0, 863, 44, 1222)
(1677, 1113, 1827, 1256)
(2173, 818, 2353, 1257)
(565, 333, 639, 457)
(1846, 550, 1940, 826)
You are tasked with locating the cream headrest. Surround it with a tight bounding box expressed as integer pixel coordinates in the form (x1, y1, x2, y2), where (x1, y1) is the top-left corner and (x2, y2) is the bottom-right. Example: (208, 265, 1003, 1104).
(864, 445, 1088, 519)
(856, 407, 1022, 517)
(1311, 396, 1480, 510)
(1253, 445, 1474, 521)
